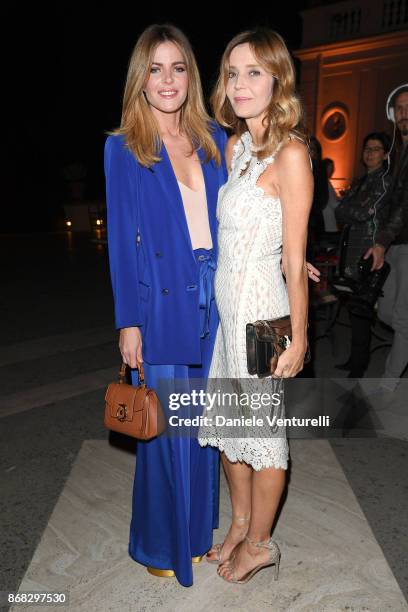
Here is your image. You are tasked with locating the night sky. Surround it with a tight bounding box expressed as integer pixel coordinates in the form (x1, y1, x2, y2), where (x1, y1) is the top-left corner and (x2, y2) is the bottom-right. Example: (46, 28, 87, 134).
(4, 2, 308, 233)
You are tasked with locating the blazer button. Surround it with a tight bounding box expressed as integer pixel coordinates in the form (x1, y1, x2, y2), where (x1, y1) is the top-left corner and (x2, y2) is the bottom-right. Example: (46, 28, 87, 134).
(161, 288, 169, 295)
(155, 251, 163, 258)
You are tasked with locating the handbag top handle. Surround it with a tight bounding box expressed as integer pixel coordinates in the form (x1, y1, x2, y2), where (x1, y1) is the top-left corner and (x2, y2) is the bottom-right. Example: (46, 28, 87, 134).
(118, 362, 145, 385)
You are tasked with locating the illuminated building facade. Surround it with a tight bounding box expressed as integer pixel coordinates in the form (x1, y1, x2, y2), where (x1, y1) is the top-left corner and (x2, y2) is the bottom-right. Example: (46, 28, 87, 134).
(294, 0, 408, 191)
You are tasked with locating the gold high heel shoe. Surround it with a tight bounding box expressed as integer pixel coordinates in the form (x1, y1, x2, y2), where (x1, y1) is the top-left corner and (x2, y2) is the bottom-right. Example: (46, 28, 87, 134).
(206, 516, 250, 565)
(218, 536, 281, 583)
(147, 555, 203, 577)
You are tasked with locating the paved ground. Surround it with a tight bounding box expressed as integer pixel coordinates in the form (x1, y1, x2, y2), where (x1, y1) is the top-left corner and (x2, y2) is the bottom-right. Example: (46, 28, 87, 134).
(0, 232, 407, 611)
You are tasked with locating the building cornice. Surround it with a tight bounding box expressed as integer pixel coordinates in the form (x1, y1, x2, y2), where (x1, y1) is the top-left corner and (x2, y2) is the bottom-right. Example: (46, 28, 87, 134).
(293, 29, 408, 61)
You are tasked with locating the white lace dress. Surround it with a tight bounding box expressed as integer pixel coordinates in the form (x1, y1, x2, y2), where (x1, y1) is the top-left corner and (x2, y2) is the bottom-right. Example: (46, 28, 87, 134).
(198, 131, 290, 471)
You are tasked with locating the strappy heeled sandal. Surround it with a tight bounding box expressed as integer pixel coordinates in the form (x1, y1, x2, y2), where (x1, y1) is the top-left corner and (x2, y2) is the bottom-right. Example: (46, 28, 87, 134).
(218, 536, 281, 583)
(206, 516, 250, 565)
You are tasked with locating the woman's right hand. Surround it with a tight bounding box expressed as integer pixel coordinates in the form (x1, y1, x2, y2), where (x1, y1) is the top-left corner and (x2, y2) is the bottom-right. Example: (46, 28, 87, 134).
(119, 327, 143, 368)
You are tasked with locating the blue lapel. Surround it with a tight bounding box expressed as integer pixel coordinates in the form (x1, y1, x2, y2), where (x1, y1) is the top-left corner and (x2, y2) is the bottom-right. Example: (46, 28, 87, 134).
(197, 148, 218, 258)
(154, 143, 194, 261)
(153, 143, 219, 259)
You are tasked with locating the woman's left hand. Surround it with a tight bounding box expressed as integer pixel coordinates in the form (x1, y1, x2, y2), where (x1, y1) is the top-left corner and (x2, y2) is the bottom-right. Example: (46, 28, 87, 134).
(273, 344, 306, 378)
(306, 262, 321, 282)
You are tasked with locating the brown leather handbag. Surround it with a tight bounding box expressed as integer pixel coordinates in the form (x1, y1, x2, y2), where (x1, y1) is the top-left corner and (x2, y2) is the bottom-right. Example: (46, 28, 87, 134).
(246, 315, 311, 377)
(104, 363, 166, 440)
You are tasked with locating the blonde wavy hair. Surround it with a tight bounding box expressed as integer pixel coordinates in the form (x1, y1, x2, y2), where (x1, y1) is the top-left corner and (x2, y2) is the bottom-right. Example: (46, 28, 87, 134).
(111, 24, 220, 167)
(211, 28, 307, 159)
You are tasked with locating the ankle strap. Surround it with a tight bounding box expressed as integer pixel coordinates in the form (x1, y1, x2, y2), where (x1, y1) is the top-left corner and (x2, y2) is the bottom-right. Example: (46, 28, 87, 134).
(245, 535, 270, 548)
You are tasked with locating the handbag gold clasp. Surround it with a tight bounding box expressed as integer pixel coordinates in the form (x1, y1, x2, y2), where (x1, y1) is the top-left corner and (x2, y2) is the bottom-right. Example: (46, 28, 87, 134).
(116, 403, 128, 421)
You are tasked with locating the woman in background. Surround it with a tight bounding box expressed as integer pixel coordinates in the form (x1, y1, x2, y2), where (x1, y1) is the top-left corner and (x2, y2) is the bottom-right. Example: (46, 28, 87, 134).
(322, 158, 339, 234)
(335, 131, 391, 377)
(308, 136, 329, 247)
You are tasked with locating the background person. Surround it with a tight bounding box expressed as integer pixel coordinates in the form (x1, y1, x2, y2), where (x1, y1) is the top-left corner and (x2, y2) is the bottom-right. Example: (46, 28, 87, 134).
(322, 158, 339, 234)
(365, 85, 408, 391)
(308, 136, 329, 248)
(334, 131, 392, 377)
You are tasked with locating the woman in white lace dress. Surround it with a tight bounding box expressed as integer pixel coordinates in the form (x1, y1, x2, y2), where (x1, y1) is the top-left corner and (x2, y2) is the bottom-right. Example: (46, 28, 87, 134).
(198, 29, 313, 583)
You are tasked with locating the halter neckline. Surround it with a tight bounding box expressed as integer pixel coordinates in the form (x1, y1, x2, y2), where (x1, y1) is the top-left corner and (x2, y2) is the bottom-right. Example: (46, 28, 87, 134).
(242, 131, 283, 163)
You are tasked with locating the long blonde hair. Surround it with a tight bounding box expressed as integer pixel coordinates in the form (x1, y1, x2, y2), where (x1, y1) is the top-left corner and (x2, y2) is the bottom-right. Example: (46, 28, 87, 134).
(111, 24, 220, 167)
(211, 28, 306, 158)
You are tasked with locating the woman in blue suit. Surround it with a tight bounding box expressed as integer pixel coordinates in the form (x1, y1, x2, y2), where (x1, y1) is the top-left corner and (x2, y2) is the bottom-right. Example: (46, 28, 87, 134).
(104, 24, 228, 587)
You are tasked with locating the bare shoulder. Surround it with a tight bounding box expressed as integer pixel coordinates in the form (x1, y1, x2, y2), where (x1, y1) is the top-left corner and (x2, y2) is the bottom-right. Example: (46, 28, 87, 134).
(225, 134, 240, 171)
(275, 137, 313, 210)
(276, 137, 310, 169)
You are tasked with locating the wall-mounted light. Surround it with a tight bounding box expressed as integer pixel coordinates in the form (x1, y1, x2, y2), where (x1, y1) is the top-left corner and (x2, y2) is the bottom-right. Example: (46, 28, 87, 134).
(66, 220, 72, 228)
(96, 219, 103, 226)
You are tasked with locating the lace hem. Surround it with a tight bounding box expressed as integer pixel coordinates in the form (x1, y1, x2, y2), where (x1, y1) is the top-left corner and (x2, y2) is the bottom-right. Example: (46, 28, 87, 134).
(198, 436, 289, 471)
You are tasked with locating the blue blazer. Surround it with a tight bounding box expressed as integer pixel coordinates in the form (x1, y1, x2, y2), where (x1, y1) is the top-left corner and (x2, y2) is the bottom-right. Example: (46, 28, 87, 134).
(104, 124, 228, 364)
